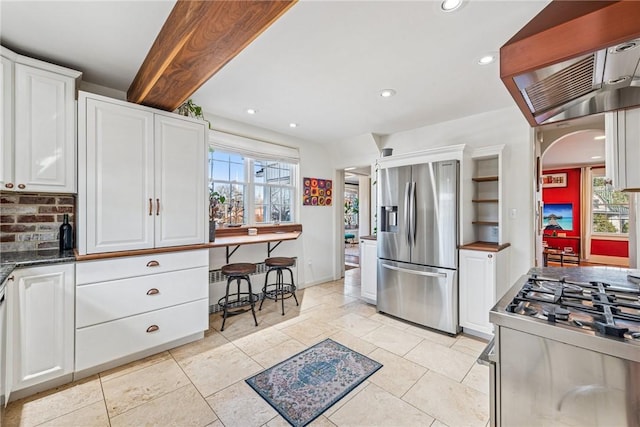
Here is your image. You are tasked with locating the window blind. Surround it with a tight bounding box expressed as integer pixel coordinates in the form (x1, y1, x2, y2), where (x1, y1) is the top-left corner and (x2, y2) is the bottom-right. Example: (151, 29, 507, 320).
(209, 130, 300, 163)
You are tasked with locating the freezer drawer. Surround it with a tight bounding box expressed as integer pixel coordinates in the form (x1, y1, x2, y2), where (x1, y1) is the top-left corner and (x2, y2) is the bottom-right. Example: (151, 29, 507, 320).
(377, 260, 459, 334)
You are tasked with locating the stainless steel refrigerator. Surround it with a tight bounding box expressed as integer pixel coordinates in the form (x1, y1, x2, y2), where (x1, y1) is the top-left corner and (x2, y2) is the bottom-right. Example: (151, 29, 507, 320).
(377, 160, 459, 334)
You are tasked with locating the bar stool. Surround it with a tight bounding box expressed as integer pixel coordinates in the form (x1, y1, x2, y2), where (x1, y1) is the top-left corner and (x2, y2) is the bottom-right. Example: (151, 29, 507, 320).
(218, 263, 258, 332)
(259, 257, 299, 316)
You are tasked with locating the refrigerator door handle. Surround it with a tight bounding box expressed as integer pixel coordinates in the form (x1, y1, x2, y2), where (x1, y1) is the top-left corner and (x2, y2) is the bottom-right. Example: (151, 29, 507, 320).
(411, 182, 417, 245)
(404, 182, 411, 246)
(381, 263, 447, 278)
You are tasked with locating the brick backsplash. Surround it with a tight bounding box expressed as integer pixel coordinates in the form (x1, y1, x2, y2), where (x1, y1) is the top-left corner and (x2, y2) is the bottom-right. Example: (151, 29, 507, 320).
(0, 192, 76, 252)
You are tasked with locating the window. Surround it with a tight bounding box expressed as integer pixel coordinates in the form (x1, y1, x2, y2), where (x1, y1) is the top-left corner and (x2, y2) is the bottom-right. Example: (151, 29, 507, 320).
(591, 168, 629, 235)
(208, 149, 297, 225)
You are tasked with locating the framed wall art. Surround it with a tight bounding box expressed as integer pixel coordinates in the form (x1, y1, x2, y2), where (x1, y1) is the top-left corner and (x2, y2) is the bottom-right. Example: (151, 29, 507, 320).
(542, 172, 567, 188)
(303, 177, 332, 206)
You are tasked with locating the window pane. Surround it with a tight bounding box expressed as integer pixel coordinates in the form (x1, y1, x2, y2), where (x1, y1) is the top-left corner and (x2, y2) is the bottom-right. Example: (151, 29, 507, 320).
(591, 174, 629, 234)
(229, 162, 244, 182)
(254, 161, 266, 184)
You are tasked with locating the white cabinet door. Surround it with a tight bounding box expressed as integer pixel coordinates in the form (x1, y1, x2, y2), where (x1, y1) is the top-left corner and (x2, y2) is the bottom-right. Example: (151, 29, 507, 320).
(84, 98, 155, 254)
(7, 264, 74, 393)
(14, 64, 76, 193)
(154, 114, 206, 247)
(605, 107, 640, 191)
(459, 249, 496, 336)
(360, 238, 378, 303)
(0, 54, 13, 190)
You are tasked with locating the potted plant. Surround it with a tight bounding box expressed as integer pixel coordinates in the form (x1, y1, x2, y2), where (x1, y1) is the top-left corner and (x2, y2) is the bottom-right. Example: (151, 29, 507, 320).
(209, 189, 226, 241)
(177, 99, 212, 129)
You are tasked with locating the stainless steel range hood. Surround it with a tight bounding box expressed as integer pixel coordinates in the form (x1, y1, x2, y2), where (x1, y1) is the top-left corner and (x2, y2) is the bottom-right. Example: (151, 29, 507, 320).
(500, 1, 640, 127)
(514, 38, 640, 125)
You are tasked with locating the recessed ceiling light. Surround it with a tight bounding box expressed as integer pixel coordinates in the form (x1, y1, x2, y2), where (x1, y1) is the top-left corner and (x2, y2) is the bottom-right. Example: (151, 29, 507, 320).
(594, 135, 606, 140)
(478, 54, 496, 65)
(441, 0, 463, 12)
(380, 89, 396, 98)
(345, 167, 356, 171)
(289, 123, 298, 128)
(591, 155, 603, 159)
(246, 108, 257, 115)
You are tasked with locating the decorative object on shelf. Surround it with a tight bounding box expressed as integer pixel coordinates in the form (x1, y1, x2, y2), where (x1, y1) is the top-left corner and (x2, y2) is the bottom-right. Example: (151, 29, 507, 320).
(227, 199, 244, 226)
(543, 203, 573, 231)
(209, 190, 226, 242)
(176, 99, 211, 129)
(246, 338, 382, 427)
(542, 172, 567, 188)
(303, 177, 332, 206)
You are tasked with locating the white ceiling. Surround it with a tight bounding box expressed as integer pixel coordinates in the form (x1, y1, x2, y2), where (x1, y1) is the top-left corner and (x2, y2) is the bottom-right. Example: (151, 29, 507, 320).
(1, 0, 551, 144)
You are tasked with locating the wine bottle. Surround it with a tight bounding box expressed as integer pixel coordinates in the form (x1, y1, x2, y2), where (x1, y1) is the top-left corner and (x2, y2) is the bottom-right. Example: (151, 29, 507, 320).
(59, 214, 73, 251)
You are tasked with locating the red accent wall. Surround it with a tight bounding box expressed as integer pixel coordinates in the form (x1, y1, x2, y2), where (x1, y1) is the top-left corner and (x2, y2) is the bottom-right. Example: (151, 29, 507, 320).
(542, 168, 581, 253)
(591, 239, 628, 257)
(541, 167, 628, 258)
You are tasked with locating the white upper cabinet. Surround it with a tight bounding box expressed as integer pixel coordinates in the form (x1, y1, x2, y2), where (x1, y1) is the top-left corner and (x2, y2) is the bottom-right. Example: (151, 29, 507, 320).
(605, 107, 640, 191)
(1, 46, 81, 193)
(78, 92, 207, 255)
(1, 53, 13, 190)
(84, 98, 155, 253)
(154, 115, 206, 248)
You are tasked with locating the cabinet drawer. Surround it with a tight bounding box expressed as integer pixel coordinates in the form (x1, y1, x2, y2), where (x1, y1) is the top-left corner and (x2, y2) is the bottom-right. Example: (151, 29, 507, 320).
(76, 267, 207, 328)
(75, 298, 208, 372)
(76, 249, 208, 285)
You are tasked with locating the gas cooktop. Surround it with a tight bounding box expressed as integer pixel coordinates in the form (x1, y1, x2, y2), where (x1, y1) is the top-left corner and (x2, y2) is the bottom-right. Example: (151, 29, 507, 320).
(505, 274, 640, 342)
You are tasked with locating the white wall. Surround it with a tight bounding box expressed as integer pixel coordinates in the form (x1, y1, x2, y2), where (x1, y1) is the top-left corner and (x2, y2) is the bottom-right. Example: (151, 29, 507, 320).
(204, 114, 337, 286)
(330, 106, 535, 282)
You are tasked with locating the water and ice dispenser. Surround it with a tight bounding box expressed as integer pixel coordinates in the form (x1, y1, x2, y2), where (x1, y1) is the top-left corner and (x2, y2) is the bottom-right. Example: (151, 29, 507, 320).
(380, 205, 398, 232)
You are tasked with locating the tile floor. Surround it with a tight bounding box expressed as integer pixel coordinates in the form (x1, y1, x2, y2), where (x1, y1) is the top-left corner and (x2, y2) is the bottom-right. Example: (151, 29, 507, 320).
(4, 268, 491, 427)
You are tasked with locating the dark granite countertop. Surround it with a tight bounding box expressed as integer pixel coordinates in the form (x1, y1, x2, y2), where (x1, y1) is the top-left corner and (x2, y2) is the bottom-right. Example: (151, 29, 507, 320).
(0, 249, 76, 283)
(528, 266, 640, 291)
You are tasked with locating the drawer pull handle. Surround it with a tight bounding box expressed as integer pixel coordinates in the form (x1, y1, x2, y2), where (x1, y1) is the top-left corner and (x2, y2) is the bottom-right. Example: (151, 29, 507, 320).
(146, 325, 159, 333)
(146, 260, 160, 267)
(146, 288, 160, 295)
(18, 184, 26, 189)
(5, 183, 13, 189)
(149, 198, 153, 216)
(156, 198, 160, 215)
(7, 276, 14, 281)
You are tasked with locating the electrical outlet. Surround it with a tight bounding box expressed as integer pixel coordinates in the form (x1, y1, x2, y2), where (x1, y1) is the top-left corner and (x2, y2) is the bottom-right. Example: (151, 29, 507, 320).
(491, 227, 498, 238)
(510, 208, 517, 219)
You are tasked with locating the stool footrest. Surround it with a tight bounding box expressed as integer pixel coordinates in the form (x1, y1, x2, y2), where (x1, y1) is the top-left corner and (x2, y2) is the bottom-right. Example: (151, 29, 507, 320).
(262, 284, 297, 301)
(218, 293, 259, 310)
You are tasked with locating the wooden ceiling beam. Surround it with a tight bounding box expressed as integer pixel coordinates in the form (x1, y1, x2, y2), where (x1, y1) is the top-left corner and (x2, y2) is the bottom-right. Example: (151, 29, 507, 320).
(127, 0, 297, 111)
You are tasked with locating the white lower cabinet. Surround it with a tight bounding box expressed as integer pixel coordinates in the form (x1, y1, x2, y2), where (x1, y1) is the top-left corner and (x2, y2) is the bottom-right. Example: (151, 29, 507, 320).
(360, 238, 377, 303)
(75, 249, 209, 373)
(6, 263, 75, 399)
(459, 248, 509, 336)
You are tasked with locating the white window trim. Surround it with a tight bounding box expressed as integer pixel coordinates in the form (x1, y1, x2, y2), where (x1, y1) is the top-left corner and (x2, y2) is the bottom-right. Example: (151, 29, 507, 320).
(587, 166, 629, 245)
(208, 131, 300, 225)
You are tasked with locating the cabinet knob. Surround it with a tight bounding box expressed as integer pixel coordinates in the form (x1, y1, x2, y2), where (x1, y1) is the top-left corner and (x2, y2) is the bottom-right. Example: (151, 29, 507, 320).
(146, 288, 160, 295)
(146, 260, 160, 267)
(488, 254, 493, 259)
(17, 184, 25, 189)
(146, 325, 159, 333)
(4, 183, 13, 189)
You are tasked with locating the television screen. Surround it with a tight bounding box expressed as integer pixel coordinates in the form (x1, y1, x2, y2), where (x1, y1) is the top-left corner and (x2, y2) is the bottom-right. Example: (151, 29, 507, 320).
(543, 203, 573, 232)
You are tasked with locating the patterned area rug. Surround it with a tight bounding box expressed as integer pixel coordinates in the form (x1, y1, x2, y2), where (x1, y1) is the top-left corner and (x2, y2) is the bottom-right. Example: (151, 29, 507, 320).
(246, 338, 382, 427)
